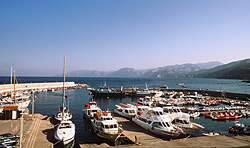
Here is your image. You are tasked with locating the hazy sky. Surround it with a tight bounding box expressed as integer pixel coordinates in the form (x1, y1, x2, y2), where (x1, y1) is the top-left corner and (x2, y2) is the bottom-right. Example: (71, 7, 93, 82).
(0, 0, 250, 76)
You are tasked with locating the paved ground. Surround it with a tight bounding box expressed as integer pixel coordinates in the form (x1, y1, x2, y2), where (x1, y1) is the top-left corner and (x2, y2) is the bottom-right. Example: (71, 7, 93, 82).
(1, 114, 250, 148)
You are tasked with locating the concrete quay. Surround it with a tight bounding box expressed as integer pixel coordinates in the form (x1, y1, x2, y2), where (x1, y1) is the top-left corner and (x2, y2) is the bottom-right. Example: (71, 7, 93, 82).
(0, 82, 89, 93)
(1, 114, 250, 148)
(80, 114, 250, 148)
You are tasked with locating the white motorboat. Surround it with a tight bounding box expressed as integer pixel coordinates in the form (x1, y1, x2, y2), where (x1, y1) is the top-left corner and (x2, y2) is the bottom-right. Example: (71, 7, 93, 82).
(132, 107, 184, 140)
(114, 103, 136, 119)
(202, 131, 219, 136)
(83, 99, 102, 120)
(171, 117, 204, 136)
(54, 120, 75, 145)
(163, 106, 204, 136)
(188, 111, 200, 118)
(91, 111, 123, 142)
(138, 96, 154, 106)
(163, 106, 190, 121)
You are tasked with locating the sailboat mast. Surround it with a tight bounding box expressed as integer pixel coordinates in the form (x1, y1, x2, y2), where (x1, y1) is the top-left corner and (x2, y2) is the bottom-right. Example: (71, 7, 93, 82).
(13, 64, 16, 103)
(62, 55, 66, 120)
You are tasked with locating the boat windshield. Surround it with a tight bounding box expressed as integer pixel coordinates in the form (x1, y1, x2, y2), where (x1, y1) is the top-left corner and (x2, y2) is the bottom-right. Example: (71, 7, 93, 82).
(102, 117, 112, 120)
(59, 123, 71, 129)
(104, 124, 118, 129)
(153, 111, 163, 116)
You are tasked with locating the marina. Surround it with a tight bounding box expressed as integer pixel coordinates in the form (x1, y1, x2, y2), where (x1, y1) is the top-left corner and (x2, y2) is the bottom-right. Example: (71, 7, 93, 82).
(0, 77, 250, 147)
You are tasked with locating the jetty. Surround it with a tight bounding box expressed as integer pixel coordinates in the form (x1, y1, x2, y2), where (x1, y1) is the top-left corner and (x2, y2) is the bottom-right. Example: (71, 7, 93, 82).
(0, 82, 89, 93)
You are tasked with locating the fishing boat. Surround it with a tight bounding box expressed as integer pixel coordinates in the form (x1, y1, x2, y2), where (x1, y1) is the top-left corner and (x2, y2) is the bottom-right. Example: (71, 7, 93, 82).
(83, 98, 102, 120)
(132, 107, 184, 140)
(212, 112, 243, 120)
(114, 103, 136, 119)
(88, 81, 125, 97)
(91, 111, 123, 142)
(0, 65, 31, 111)
(54, 55, 75, 147)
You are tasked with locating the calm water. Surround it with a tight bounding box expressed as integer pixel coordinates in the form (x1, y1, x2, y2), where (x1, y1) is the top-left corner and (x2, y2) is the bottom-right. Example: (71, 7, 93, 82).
(0, 77, 250, 144)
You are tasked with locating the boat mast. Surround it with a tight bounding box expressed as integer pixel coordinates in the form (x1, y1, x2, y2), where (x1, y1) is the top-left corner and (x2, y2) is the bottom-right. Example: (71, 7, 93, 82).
(62, 54, 66, 120)
(13, 64, 16, 103)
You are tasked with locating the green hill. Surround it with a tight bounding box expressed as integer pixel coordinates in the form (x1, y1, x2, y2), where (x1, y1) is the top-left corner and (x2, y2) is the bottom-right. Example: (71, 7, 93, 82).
(194, 59, 250, 80)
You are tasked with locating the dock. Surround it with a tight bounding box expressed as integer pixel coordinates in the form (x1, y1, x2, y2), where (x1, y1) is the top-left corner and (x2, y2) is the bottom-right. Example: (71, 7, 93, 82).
(1, 114, 250, 147)
(80, 114, 250, 148)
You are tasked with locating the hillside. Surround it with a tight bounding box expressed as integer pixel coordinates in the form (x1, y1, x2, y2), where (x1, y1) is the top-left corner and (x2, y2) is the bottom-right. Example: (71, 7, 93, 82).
(140, 61, 223, 78)
(194, 59, 250, 80)
(64, 61, 222, 78)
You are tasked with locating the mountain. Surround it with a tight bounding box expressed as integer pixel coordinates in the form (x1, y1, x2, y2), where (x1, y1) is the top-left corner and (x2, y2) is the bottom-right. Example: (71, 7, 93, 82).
(194, 59, 250, 80)
(66, 70, 111, 77)
(64, 61, 222, 78)
(140, 61, 223, 78)
(106, 68, 147, 77)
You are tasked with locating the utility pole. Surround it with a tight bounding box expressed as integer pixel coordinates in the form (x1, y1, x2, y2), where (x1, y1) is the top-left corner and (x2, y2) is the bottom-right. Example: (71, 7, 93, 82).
(32, 91, 35, 120)
(20, 113, 23, 148)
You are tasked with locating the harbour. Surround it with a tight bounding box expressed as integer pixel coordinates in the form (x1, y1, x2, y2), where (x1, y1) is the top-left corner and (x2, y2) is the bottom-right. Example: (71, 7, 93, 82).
(1, 113, 250, 148)
(0, 77, 250, 147)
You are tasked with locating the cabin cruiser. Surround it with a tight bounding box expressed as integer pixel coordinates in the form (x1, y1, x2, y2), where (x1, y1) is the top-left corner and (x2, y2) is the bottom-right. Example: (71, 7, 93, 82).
(132, 107, 184, 140)
(54, 120, 75, 146)
(91, 111, 123, 142)
(83, 99, 102, 120)
(163, 106, 204, 136)
(114, 103, 136, 119)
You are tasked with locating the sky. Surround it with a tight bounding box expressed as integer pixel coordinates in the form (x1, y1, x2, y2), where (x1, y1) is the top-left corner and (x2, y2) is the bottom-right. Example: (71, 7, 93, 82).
(0, 0, 250, 76)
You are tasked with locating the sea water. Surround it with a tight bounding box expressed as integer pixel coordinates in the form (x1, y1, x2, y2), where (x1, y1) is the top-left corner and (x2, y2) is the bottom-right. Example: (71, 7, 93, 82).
(0, 77, 250, 144)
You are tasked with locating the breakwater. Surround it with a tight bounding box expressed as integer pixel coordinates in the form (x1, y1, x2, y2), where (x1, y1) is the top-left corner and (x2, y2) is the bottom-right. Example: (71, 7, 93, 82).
(165, 88, 250, 101)
(0, 82, 89, 93)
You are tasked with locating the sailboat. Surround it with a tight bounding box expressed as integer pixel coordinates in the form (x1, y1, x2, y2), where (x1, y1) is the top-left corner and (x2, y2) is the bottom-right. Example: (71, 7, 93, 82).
(0, 64, 31, 111)
(54, 55, 75, 146)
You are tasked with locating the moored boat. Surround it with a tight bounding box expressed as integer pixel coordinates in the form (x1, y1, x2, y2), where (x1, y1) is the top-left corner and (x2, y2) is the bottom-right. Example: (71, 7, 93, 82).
(114, 103, 136, 119)
(202, 131, 220, 136)
(132, 107, 184, 140)
(54, 55, 75, 147)
(83, 98, 102, 120)
(88, 81, 125, 97)
(163, 106, 204, 136)
(91, 111, 123, 142)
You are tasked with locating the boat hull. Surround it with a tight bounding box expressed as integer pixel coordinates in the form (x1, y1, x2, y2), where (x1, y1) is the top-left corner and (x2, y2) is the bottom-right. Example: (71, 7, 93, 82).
(114, 109, 135, 119)
(90, 90, 125, 97)
(91, 121, 121, 142)
(132, 117, 181, 140)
